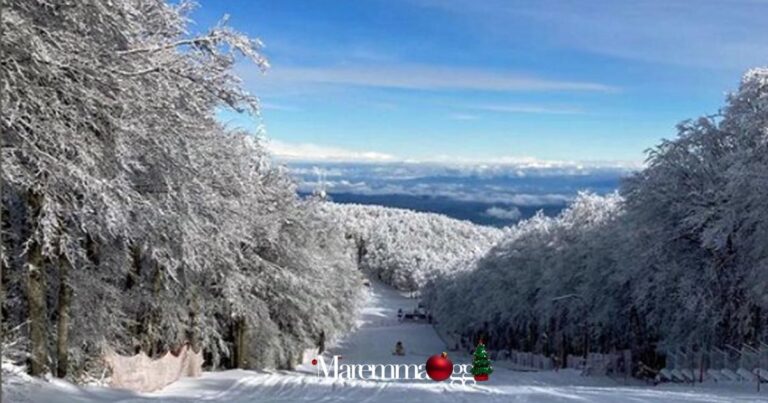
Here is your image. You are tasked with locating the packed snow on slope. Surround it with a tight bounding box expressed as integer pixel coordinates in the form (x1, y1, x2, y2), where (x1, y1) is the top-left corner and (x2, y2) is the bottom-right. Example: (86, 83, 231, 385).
(3, 281, 767, 403)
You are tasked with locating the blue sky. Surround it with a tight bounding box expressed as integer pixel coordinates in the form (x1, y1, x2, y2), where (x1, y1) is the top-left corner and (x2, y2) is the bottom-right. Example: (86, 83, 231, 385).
(193, 0, 768, 164)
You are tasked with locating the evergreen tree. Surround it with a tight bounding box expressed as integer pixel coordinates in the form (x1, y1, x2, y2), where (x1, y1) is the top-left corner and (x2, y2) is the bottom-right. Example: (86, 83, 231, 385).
(471, 342, 493, 381)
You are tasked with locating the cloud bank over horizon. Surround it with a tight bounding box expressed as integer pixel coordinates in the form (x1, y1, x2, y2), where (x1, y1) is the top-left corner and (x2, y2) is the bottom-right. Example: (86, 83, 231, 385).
(265, 138, 644, 168)
(281, 160, 627, 206)
(277, 159, 626, 226)
(266, 139, 397, 162)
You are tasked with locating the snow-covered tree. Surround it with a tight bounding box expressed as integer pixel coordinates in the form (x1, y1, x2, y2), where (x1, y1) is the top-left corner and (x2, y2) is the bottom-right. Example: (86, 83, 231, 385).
(427, 68, 768, 366)
(317, 203, 505, 291)
(1, 0, 362, 380)
(425, 192, 625, 358)
(622, 67, 768, 350)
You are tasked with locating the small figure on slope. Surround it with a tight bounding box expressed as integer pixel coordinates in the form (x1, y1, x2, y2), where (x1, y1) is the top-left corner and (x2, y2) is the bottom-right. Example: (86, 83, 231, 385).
(393, 340, 406, 356)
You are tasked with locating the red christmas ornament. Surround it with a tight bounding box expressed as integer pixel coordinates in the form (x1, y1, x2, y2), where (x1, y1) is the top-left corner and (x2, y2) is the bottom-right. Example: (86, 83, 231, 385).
(425, 352, 453, 381)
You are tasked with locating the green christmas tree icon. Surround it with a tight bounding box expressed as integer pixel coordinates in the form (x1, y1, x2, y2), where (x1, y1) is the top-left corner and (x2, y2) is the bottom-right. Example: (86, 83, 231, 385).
(470, 341, 493, 381)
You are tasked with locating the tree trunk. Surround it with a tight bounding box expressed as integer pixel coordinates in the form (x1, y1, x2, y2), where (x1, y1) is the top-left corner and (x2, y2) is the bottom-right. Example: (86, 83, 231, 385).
(187, 293, 200, 353)
(1, 187, 7, 395)
(233, 317, 247, 369)
(27, 243, 47, 376)
(126, 242, 141, 290)
(1, 205, 5, 397)
(356, 237, 366, 266)
(26, 191, 48, 376)
(560, 334, 568, 369)
(1, 13, 6, 394)
(318, 330, 326, 354)
(145, 262, 164, 356)
(56, 251, 72, 378)
(126, 242, 143, 353)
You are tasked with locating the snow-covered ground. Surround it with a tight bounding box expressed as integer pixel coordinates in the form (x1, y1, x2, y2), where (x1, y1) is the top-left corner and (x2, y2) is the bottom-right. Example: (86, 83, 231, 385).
(4, 280, 767, 402)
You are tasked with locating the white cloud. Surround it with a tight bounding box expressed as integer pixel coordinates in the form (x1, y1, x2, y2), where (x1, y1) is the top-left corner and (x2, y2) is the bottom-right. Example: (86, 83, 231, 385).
(484, 206, 523, 221)
(414, 155, 642, 169)
(448, 113, 480, 120)
(266, 138, 643, 168)
(260, 102, 300, 111)
(468, 104, 584, 115)
(285, 160, 632, 205)
(410, 0, 768, 70)
(266, 139, 396, 162)
(505, 194, 572, 206)
(261, 64, 617, 93)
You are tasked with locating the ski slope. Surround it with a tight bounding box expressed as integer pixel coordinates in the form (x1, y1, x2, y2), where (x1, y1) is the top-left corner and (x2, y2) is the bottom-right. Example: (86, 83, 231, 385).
(4, 280, 767, 402)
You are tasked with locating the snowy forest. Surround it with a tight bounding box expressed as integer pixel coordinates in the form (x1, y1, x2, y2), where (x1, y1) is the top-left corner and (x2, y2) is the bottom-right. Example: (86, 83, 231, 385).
(0, 0, 502, 382)
(0, 0, 369, 378)
(318, 203, 503, 291)
(2, 0, 768, 391)
(425, 68, 768, 366)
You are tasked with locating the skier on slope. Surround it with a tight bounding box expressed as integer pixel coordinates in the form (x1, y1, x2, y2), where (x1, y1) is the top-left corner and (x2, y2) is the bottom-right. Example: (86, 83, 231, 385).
(393, 340, 406, 356)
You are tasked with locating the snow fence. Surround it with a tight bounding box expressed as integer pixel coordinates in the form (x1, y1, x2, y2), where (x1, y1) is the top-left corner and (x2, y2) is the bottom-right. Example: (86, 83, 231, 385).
(660, 345, 768, 385)
(498, 349, 633, 378)
(103, 345, 203, 392)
